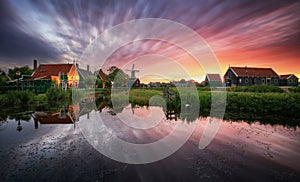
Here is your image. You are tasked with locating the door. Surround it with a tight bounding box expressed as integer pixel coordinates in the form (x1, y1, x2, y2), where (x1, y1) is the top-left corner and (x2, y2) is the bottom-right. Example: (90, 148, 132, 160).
(266, 78, 271, 85)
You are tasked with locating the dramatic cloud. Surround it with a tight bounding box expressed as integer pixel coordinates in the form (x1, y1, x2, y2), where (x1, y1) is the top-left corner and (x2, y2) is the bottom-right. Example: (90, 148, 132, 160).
(0, 0, 299, 80)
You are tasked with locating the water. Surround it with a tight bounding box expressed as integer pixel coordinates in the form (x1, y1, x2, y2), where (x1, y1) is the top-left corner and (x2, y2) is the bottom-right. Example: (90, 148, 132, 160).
(0, 104, 300, 181)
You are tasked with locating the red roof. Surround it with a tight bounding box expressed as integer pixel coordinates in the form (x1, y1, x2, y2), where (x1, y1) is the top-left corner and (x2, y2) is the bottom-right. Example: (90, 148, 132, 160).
(280, 74, 294, 79)
(230, 66, 279, 77)
(206, 74, 222, 82)
(31, 64, 74, 80)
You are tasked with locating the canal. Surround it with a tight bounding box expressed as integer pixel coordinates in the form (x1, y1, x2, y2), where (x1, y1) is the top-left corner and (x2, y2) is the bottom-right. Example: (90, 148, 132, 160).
(0, 103, 299, 181)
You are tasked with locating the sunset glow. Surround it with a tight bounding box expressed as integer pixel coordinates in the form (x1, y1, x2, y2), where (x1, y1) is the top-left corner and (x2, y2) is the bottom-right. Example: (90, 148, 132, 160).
(0, 0, 299, 82)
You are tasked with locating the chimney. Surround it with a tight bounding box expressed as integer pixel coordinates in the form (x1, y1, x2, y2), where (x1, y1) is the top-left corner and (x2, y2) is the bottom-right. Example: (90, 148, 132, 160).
(87, 65, 90, 72)
(33, 59, 37, 71)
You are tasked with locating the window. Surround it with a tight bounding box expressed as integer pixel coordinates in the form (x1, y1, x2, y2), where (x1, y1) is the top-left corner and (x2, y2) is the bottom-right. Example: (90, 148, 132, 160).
(262, 78, 265, 83)
(245, 78, 249, 83)
(239, 78, 242, 83)
(274, 79, 278, 83)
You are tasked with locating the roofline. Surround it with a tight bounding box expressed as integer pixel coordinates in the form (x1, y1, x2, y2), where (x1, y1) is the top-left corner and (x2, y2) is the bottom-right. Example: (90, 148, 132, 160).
(280, 74, 298, 79)
(33, 75, 50, 80)
(287, 74, 294, 79)
(67, 64, 76, 76)
(229, 66, 279, 77)
(228, 67, 238, 77)
(206, 74, 222, 82)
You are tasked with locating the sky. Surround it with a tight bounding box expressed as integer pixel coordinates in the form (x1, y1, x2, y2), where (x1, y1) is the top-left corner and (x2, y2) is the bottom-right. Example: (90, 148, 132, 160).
(0, 0, 299, 83)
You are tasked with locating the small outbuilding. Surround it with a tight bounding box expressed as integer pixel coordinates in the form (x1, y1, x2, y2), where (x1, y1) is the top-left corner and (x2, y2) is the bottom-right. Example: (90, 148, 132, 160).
(279, 74, 299, 86)
(205, 74, 223, 87)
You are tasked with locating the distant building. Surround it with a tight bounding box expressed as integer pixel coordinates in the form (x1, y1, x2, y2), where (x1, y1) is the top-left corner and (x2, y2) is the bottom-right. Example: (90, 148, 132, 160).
(279, 74, 299, 86)
(149, 82, 161, 87)
(205, 74, 223, 87)
(126, 64, 140, 88)
(224, 66, 279, 86)
(172, 80, 195, 87)
(128, 78, 140, 87)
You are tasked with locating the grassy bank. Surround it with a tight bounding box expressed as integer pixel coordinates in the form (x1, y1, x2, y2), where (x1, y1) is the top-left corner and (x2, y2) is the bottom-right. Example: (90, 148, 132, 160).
(126, 88, 300, 125)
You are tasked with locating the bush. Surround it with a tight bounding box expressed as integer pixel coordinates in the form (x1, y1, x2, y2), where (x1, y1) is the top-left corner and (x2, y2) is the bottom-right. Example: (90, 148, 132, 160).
(227, 85, 284, 93)
(289, 86, 300, 93)
(0, 90, 35, 107)
(46, 87, 70, 101)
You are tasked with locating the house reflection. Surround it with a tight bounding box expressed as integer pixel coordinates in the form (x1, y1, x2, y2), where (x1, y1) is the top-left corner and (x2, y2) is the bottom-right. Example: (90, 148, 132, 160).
(32, 103, 80, 128)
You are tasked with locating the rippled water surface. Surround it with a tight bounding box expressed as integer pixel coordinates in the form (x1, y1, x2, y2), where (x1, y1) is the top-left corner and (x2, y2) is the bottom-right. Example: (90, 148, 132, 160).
(0, 105, 299, 181)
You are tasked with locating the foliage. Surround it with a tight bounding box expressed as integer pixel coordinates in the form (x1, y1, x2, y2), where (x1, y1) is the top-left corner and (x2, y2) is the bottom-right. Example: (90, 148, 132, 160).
(227, 85, 284, 93)
(46, 87, 70, 101)
(107, 66, 129, 87)
(0, 69, 9, 88)
(8, 66, 33, 80)
(0, 90, 35, 107)
(34, 94, 47, 102)
(95, 78, 103, 88)
(225, 92, 300, 118)
(197, 86, 211, 91)
(288, 86, 300, 93)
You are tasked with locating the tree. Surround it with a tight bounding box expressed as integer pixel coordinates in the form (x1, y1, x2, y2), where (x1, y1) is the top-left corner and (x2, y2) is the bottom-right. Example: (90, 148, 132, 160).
(0, 69, 8, 88)
(106, 66, 129, 87)
(95, 78, 103, 88)
(8, 66, 33, 80)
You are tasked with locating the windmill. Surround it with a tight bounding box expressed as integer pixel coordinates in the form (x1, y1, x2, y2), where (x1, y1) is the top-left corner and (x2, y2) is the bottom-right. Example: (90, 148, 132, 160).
(126, 64, 140, 79)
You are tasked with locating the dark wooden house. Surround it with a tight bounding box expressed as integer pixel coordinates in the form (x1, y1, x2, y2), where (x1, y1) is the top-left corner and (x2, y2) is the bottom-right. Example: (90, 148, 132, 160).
(224, 66, 279, 86)
(279, 74, 299, 86)
(205, 74, 223, 87)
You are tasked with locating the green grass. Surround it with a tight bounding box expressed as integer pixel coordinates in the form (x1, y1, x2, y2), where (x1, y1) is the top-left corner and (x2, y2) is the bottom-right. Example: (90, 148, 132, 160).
(129, 88, 162, 106)
(35, 94, 47, 101)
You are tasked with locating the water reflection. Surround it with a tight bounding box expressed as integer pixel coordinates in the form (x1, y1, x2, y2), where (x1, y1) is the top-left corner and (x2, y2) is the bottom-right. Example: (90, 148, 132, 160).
(32, 104, 79, 128)
(1, 95, 299, 134)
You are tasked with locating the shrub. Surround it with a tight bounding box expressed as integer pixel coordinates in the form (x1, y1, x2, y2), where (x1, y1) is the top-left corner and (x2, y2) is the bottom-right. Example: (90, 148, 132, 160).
(227, 85, 284, 93)
(0, 90, 35, 107)
(46, 87, 70, 101)
(288, 86, 300, 93)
